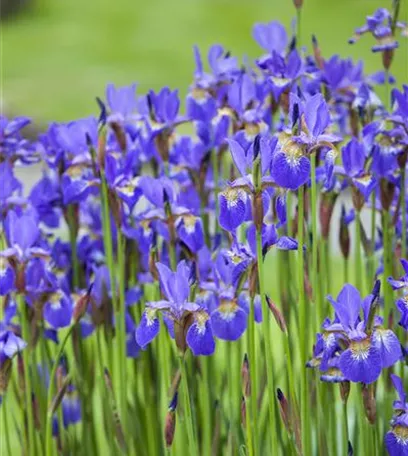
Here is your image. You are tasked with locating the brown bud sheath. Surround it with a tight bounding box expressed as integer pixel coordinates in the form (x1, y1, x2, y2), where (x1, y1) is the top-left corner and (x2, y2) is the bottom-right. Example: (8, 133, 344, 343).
(241, 354, 251, 397)
(351, 186, 365, 212)
(73, 290, 92, 324)
(97, 129, 107, 170)
(339, 212, 350, 260)
(109, 121, 127, 151)
(0, 358, 12, 395)
(382, 48, 394, 71)
(277, 388, 291, 432)
(253, 191, 264, 232)
(293, 0, 303, 9)
(164, 392, 178, 447)
(319, 192, 338, 240)
(340, 381, 350, 404)
(49, 375, 71, 416)
(379, 178, 396, 211)
(362, 383, 376, 425)
(241, 396, 247, 428)
(266, 296, 287, 333)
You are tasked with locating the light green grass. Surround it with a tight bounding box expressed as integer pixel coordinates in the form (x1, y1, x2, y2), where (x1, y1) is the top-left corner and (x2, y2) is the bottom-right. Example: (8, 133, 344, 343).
(3, 0, 408, 122)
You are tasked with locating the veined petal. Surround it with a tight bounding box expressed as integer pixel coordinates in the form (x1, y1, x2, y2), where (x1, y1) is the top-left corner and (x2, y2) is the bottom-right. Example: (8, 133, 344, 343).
(219, 188, 247, 231)
(385, 429, 408, 456)
(186, 312, 215, 356)
(271, 152, 310, 190)
(373, 328, 402, 368)
(339, 338, 382, 384)
(0, 260, 15, 296)
(136, 309, 160, 348)
(43, 292, 72, 329)
(211, 301, 248, 341)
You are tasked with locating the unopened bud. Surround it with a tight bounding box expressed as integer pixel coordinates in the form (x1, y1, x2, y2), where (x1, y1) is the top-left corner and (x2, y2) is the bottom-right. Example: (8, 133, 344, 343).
(253, 191, 264, 231)
(362, 383, 376, 424)
(382, 48, 394, 71)
(0, 358, 12, 395)
(165, 392, 178, 447)
(266, 296, 287, 333)
(293, 0, 303, 9)
(319, 192, 338, 240)
(241, 354, 251, 397)
(277, 388, 291, 431)
(97, 129, 107, 170)
(348, 441, 354, 456)
(380, 178, 396, 211)
(109, 121, 127, 152)
(73, 286, 93, 324)
(340, 381, 350, 404)
(339, 206, 350, 259)
(49, 375, 71, 416)
(241, 396, 247, 428)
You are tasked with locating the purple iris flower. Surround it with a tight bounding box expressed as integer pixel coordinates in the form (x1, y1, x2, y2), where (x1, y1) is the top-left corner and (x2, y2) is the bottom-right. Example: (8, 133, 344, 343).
(309, 283, 402, 384)
(136, 261, 215, 356)
(349, 8, 400, 53)
(0, 116, 35, 163)
(388, 259, 408, 330)
(0, 161, 22, 206)
(0, 330, 26, 367)
(43, 291, 73, 329)
(385, 374, 408, 455)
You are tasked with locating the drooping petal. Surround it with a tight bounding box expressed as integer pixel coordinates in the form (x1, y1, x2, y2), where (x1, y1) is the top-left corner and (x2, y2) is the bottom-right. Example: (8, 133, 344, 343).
(385, 430, 408, 456)
(3, 332, 27, 359)
(43, 292, 73, 329)
(211, 301, 248, 341)
(373, 328, 402, 368)
(0, 260, 15, 296)
(136, 309, 160, 348)
(339, 339, 382, 384)
(271, 152, 310, 190)
(218, 188, 247, 231)
(186, 312, 215, 356)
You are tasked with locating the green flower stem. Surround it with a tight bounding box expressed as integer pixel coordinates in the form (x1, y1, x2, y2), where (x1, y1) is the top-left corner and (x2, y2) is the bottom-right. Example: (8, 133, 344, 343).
(116, 229, 128, 435)
(401, 165, 407, 260)
(245, 396, 254, 456)
(382, 210, 393, 323)
(310, 153, 321, 331)
(1, 391, 12, 456)
(45, 325, 74, 456)
(355, 212, 363, 291)
(246, 295, 258, 456)
(179, 355, 199, 456)
(297, 184, 309, 456)
(212, 148, 220, 236)
(255, 228, 278, 453)
(200, 356, 212, 456)
(342, 400, 349, 455)
(344, 257, 349, 284)
(368, 192, 377, 285)
(17, 293, 36, 456)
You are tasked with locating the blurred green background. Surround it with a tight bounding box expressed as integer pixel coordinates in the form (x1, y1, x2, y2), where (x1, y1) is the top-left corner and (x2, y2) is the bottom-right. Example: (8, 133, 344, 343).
(3, 0, 408, 123)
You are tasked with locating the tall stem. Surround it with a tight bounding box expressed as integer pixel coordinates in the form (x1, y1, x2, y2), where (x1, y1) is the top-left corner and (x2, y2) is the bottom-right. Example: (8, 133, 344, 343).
(355, 212, 363, 291)
(67, 204, 80, 290)
(45, 325, 74, 456)
(310, 153, 321, 330)
(212, 148, 220, 237)
(383, 210, 393, 323)
(256, 228, 278, 452)
(247, 295, 258, 456)
(179, 355, 198, 456)
(116, 229, 128, 435)
(297, 185, 309, 455)
(401, 166, 407, 260)
(17, 293, 36, 456)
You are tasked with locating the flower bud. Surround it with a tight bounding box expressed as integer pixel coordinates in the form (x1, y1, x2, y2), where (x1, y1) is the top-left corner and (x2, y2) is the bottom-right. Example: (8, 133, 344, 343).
(164, 392, 178, 447)
(266, 295, 287, 333)
(73, 287, 93, 324)
(362, 383, 376, 425)
(382, 48, 394, 71)
(109, 121, 127, 152)
(97, 129, 107, 170)
(253, 191, 264, 231)
(241, 354, 251, 397)
(241, 396, 247, 428)
(277, 388, 291, 431)
(293, 0, 303, 9)
(339, 207, 350, 259)
(340, 381, 350, 404)
(319, 192, 338, 240)
(380, 178, 396, 211)
(0, 358, 12, 395)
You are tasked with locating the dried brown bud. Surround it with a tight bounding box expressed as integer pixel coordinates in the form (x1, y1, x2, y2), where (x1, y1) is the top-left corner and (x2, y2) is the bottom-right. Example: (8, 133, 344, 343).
(97, 130, 107, 170)
(49, 375, 71, 416)
(379, 178, 396, 211)
(362, 383, 376, 425)
(174, 312, 195, 355)
(0, 358, 12, 395)
(382, 48, 394, 71)
(266, 296, 287, 333)
(293, 0, 303, 9)
(351, 186, 365, 212)
(339, 212, 350, 260)
(164, 392, 178, 447)
(277, 388, 291, 431)
(319, 192, 338, 240)
(253, 191, 264, 231)
(249, 263, 258, 299)
(73, 290, 92, 324)
(241, 396, 247, 428)
(109, 121, 127, 151)
(340, 381, 350, 404)
(241, 354, 251, 397)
